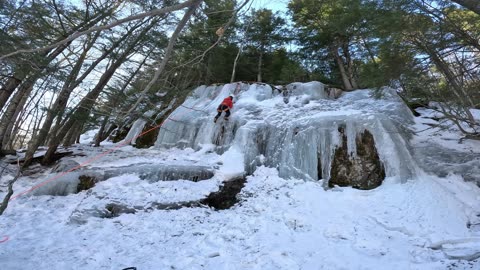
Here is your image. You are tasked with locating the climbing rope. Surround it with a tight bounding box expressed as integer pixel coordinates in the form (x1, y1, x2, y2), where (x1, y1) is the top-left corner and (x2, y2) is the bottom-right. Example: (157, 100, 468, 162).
(6, 101, 215, 203)
(1, 81, 254, 243)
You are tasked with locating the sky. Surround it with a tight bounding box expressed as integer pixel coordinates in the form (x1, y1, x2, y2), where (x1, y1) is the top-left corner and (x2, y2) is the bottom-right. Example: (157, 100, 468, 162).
(251, 0, 289, 12)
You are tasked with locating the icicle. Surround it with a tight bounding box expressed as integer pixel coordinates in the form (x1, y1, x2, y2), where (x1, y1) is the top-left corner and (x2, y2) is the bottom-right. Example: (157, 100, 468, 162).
(154, 82, 418, 183)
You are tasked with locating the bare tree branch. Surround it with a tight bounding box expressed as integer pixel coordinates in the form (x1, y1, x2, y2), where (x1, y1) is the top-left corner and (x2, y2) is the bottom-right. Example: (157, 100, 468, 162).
(0, 0, 198, 61)
(123, 0, 203, 117)
(171, 0, 251, 76)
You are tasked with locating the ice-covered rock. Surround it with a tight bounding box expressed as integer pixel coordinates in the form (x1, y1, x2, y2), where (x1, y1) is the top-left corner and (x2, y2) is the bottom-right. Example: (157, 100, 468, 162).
(123, 114, 154, 146)
(155, 82, 417, 186)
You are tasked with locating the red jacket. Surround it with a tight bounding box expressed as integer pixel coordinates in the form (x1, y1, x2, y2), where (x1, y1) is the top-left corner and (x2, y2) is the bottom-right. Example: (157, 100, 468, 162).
(221, 97, 233, 109)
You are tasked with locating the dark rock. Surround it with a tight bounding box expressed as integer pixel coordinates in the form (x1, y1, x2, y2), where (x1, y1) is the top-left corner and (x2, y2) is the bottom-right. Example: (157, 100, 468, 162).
(317, 153, 322, 180)
(134, 123, 159, 148)
(77, 175, 96, 193)
(325, 87, 343, 99)
(150, 201, 198, 210)
(0, 149, 16, 157)
(110, 126, 130, 143)
(329, 128, 385, 190)
(103, 203, 136, 218)
(200, 176, 246, 210)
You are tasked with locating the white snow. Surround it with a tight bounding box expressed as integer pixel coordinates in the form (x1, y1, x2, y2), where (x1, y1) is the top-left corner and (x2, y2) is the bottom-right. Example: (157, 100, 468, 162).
(1, 165, 479, 269)
(218, 146, 245, 179)
(79, 129, 99, 144)
(1, 82, 480, 269)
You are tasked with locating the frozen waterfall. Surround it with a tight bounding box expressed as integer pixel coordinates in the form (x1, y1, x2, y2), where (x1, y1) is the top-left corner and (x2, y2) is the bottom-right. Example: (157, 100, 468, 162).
(155, 82, 418, 184)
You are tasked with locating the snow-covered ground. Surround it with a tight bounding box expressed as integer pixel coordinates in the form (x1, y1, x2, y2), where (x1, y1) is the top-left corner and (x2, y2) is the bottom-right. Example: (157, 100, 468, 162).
(1, 82, 480, 269)
(413, 107, 480, 183)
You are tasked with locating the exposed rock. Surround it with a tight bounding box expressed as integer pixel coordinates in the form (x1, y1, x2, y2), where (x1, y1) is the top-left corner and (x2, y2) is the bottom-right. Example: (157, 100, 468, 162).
(317, 153, 322, 180)
(110, 126, 130, 143)
(0, 149, 16, 157)
(329, 128, 385, 190)
(77, 175, 96, 193)
(325, 87, 343, 99)
(103, 203, 136, 218)
(134, 123, 159, 148)
(70, 176, 247, 222)
(200, 176, 246, 210)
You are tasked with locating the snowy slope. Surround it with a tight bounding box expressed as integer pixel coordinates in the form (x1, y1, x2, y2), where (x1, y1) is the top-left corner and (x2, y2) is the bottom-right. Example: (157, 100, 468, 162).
(1, 82, 480, 270)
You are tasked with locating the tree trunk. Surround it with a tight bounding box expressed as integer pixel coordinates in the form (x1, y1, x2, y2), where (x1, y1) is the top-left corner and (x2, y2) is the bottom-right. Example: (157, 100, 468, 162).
(0, 76, 22, 109)
(415, 2, 480, 51)
(342, 41, 358, 89)
(0, 0, 197, 61)
(1, 91, 29, 150)
(0, 80, 36, 150)
(0, 1, 121, 110)
(0, 42, 69, 109)
(76, 127, 83, 144)
(22, 30, 113, 167)
(230, 46, 242, 83)
(42, 20, 156, 165)
(361, 37, 377, 66)
(63, 121, 82, 147)
(95, 115, 110, 147)
(123, 0, 202, 117)
(99, 49, 151, 138)
(257, 50, 264, 82)
(331, 45, 353, 91)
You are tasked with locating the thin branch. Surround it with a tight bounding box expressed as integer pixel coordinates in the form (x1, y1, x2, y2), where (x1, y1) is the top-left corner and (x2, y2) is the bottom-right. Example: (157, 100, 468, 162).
(0, 0, 197, 61)
(123, 0, 203, 118)
(175, 0, 251, 70)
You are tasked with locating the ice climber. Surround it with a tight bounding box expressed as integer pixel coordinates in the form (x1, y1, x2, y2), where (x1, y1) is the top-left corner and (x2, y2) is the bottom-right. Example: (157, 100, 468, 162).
(214, 95, 234, 123)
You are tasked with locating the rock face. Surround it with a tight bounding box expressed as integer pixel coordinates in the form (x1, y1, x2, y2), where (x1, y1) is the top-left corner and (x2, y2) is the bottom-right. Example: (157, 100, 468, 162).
(325, 87, 343, 99)
(77, 175, 96, 193)
(329, 128, 385, 190)
(135, 123, 159, 148)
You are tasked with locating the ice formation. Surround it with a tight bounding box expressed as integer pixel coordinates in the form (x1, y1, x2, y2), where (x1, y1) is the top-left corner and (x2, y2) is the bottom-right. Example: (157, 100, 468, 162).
(123, 111, 155, 145)
(155, 82, 418, 183)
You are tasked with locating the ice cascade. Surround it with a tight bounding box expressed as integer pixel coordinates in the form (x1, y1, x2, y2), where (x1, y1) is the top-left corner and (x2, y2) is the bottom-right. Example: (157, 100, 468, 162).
(155, 82, 417, 184)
